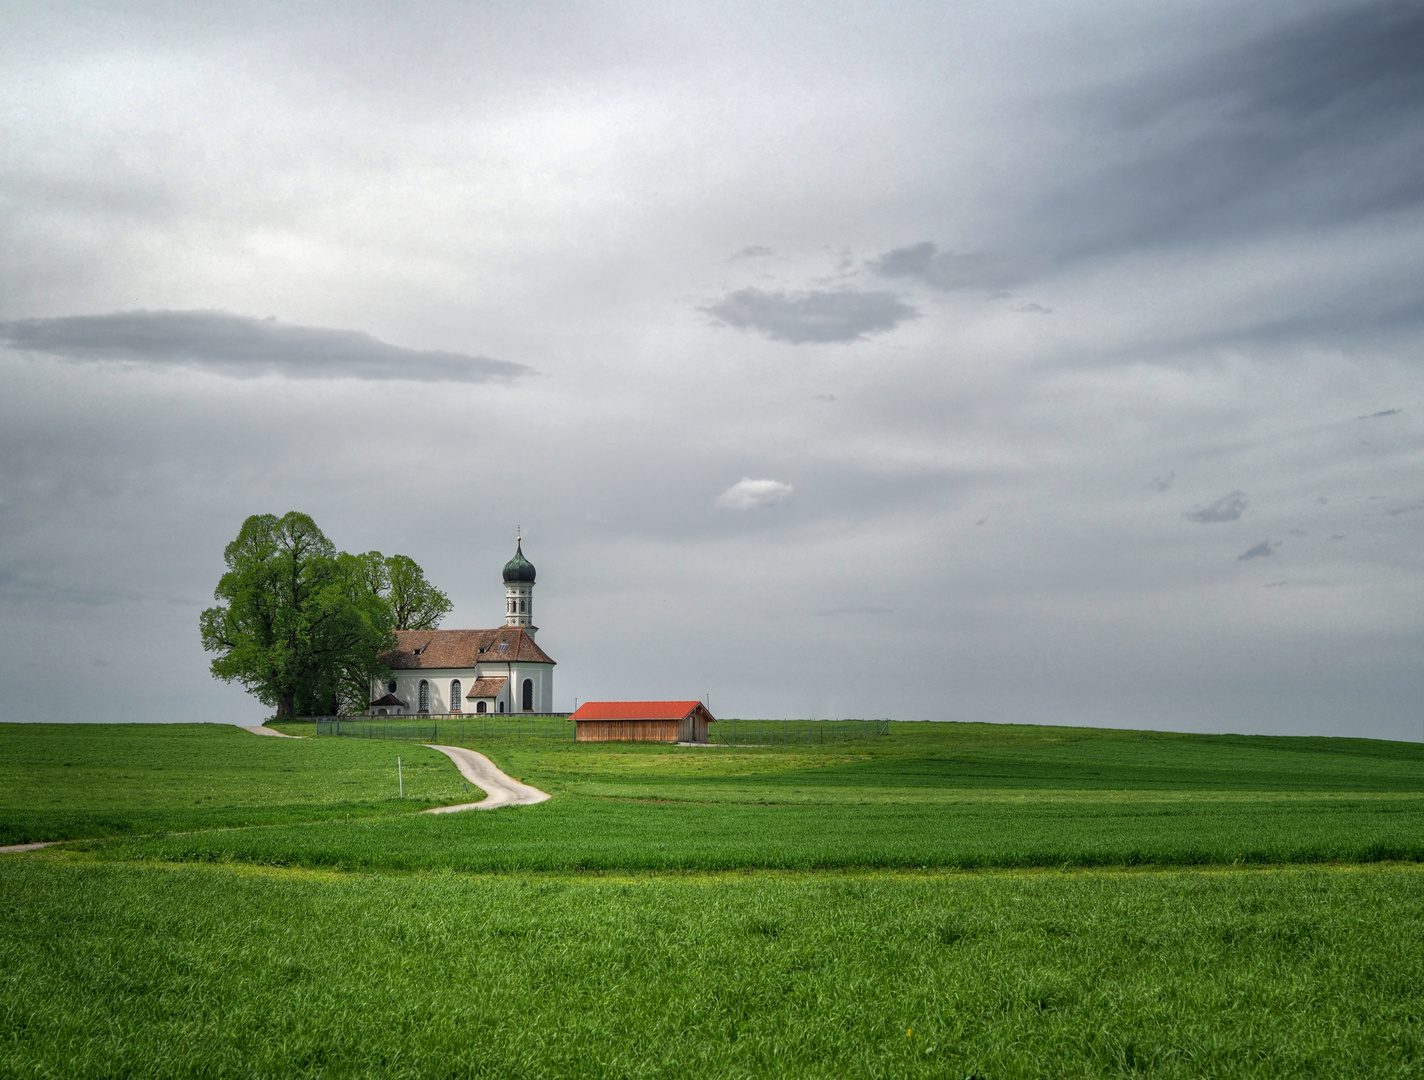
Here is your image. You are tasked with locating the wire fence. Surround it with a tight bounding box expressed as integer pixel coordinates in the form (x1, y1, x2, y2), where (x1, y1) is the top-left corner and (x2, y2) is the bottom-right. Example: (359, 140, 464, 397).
(709, 718, 889, 746)
(311, 714, 573, 744)
(304, 714, 889, 747)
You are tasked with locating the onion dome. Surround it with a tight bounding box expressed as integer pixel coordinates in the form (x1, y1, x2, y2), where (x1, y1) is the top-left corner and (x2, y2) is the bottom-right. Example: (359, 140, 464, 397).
(502, 540, 536, 583)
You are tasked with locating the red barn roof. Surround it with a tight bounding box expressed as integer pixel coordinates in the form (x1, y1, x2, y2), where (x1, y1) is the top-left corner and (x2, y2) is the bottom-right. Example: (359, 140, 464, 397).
(569, 701, 713, 722)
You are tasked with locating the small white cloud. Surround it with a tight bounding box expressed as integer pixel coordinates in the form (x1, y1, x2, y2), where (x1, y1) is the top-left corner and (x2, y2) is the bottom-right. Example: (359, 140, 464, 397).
(716, 477, 794, 510)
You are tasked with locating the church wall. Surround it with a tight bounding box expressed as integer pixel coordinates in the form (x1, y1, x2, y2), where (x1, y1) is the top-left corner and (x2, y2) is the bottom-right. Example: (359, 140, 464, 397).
(371, 664, 553, 714)
(505, 663, 553, 712)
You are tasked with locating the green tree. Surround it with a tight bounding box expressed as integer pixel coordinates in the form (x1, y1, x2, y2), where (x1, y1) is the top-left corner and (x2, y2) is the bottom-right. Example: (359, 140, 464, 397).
(200, 514, 431, 717)
(384, 553, 452, 630)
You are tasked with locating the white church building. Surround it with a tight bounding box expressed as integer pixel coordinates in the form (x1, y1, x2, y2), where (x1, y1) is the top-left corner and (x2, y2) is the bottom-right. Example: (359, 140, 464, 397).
(367, 540, 555, 716)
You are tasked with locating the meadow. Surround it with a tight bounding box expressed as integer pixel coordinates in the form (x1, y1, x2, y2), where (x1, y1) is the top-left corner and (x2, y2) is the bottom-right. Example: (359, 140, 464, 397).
(3, 719, 1424, 1077)
(76, 717, 1422, 873)
(0, 723, 461, 844)
(3, 858, 1420, 1078)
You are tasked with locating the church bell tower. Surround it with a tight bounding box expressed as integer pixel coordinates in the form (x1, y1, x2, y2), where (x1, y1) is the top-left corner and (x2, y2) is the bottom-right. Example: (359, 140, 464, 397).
(503, 535, 537, 639)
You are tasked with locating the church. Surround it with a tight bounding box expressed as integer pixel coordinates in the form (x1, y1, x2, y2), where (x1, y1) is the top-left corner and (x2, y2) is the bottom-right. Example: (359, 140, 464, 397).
(367, 539, 555, 716)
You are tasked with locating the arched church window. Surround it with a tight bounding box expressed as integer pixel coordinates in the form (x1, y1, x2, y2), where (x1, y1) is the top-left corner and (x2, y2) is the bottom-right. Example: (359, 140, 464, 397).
(522, 678, 533, 711)
(519, 599, 526, 613)
(387, 680, 397, 693)
(450, 680, 461, 711)
(418, 680, 430, 712)
(498, 700, 505, 713)
(477, 701, 487, 714)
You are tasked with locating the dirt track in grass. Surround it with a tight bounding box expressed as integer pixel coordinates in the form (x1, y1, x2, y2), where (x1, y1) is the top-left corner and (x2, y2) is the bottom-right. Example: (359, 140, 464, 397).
(422, 744, 551, 811)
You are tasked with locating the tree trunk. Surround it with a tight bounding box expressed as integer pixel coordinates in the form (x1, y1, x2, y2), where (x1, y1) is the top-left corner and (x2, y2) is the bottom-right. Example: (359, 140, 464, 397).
(276, 694, 295, 719)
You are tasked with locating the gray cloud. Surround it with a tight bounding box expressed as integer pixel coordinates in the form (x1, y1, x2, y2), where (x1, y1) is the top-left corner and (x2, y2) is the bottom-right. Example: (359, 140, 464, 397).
(1185, 490, 1248, 523)
(0, 311, 529, 383)
(1149, 470, 1176, 492)
(815, 605, 897, 617)
(1358, 408, 1402, 418)
(701, 288, 917, 344)
(1238, 540, 1280, 561)
(870, 241, 1045, 291)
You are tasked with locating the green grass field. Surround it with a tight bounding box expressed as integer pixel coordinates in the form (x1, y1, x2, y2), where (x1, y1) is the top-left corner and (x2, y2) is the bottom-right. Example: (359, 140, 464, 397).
(3, 719, 1423, 1077)
(0, 723, 469, 844)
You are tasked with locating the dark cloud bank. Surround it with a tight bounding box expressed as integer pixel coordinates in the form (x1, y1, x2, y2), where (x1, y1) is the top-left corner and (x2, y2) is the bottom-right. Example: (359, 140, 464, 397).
(1046, 2, 1424, 254)
(0, 310, 528, 382)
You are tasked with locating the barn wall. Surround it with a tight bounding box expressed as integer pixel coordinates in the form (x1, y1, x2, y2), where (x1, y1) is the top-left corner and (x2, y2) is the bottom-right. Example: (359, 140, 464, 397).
(575, 719, 680, 742)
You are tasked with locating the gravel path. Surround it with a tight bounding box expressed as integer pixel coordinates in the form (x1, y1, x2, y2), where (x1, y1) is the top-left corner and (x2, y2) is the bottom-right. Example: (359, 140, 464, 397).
(422, 745, 551, 812)
(0, 842, 53, 854)
(240, 725, 304, 738)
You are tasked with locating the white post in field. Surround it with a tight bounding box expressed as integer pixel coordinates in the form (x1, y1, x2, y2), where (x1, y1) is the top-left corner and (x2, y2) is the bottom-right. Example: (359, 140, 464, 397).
(398, 756, 403, 798)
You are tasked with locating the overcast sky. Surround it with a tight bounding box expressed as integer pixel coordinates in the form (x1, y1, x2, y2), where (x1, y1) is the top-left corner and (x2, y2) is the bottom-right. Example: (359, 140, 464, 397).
(3, 0, 1422, 738)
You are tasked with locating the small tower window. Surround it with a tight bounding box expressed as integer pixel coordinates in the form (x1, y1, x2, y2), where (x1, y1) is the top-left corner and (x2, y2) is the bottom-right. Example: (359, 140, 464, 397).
(418, 680, 430, 712)
(450, 680, 461, 712)
(522, 678, 533, 711)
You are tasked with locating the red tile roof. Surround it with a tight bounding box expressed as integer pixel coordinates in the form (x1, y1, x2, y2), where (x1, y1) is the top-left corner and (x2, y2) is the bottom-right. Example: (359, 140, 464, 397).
(369, 692, 406, 707)
(569, 701, 714, 722)
(464, 677, 508, 699)
(381, 628, 555, 669)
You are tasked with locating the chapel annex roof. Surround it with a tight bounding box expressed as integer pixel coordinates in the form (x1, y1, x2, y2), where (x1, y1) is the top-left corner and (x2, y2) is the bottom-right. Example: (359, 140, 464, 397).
(464, 676, 508, 700)
(381, 628, 555, 669)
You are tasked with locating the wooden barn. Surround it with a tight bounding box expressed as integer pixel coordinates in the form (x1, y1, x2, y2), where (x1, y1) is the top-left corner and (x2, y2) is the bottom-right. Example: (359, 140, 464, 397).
(569, 701, 716, 743)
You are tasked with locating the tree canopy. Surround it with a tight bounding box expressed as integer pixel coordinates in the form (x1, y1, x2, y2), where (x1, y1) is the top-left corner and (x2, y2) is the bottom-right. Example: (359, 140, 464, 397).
(199, 513, 450, 717)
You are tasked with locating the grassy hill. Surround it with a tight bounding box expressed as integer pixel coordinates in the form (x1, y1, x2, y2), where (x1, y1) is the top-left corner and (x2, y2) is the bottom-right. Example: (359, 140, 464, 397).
(6, 718, 1418, 870)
